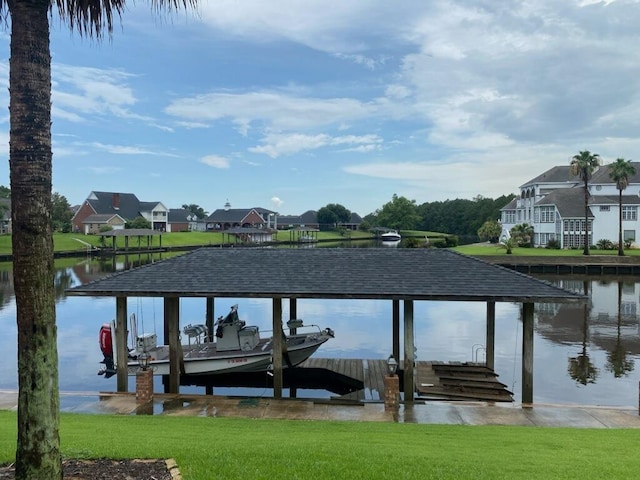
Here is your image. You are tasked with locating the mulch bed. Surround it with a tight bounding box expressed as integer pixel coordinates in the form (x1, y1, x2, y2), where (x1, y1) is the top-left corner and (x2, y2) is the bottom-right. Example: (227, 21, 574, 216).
(0, 458, 174, 479)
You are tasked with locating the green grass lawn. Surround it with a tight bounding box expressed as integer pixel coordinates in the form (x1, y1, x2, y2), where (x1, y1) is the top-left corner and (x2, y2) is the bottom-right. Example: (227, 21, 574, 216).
(1, 412, 640, 479)
(453, 243, 640, 256)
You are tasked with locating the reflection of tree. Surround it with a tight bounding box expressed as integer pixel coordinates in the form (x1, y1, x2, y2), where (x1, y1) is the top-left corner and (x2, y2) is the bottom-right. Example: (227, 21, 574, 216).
(53, 268, 75, 301)
(568, 281, 599, 385)
(606, 282, 635, 378)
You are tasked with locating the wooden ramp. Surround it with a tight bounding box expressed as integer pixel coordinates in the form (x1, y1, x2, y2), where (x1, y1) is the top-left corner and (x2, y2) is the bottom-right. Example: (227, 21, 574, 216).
(416, 361, 513, 402)
(299, 358, 386, 402)
(298, 359, 513, 403)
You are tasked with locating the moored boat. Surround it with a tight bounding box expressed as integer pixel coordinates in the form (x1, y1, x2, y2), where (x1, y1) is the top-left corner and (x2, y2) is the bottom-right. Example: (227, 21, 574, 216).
(381, 230, 401, 242)
(98, 304, 334, 377)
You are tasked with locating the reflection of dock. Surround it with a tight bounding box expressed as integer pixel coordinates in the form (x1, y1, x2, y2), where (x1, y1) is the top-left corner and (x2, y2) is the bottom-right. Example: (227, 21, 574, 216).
(175, 358, 513, 403)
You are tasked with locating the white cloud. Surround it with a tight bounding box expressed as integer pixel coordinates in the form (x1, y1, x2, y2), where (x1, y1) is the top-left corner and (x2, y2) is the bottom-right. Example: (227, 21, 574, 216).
(200, 155, 230, 169)
(249, 133, 383, 158)
(166, 91, 375, 133)
(271, 196, 284, 208)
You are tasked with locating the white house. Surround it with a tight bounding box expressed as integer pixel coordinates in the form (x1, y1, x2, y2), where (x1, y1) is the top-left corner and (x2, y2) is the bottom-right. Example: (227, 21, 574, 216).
(501, 163, 640, 248)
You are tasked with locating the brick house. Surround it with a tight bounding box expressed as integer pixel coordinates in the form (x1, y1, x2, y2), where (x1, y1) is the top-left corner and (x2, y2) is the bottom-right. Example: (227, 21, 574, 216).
(72, 191, 169, 234)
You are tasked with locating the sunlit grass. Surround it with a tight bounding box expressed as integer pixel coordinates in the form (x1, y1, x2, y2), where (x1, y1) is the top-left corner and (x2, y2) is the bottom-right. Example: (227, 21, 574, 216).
(1, 411, 639, 479)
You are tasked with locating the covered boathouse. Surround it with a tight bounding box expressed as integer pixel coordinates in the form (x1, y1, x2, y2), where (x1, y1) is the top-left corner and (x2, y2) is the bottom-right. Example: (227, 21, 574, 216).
(66, 248, 585, 405)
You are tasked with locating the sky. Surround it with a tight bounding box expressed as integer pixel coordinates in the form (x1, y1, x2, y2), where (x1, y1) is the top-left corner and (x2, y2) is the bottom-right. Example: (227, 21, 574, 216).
(0, 0, 638, 217)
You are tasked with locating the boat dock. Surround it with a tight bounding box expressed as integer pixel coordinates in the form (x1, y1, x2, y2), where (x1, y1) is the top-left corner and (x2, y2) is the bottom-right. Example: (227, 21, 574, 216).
(297, 359, 514, 403)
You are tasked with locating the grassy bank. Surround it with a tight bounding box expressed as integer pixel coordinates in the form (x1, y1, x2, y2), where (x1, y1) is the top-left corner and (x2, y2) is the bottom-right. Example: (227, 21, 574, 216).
(453, 243, 640, 257)
(0, 230, 377, 255)
(1, 411, 639, 479)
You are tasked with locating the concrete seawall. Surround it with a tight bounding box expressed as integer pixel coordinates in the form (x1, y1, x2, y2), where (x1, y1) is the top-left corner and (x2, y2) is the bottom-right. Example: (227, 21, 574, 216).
(478, 255, 640, 275)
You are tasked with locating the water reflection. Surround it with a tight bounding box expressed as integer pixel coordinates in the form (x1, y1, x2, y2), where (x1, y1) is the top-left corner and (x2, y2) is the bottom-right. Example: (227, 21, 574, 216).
(0, 255, 639, 407)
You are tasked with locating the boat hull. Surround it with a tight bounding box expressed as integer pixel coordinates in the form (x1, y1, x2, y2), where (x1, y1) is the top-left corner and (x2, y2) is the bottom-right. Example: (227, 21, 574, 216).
(126, 332, 332, 376)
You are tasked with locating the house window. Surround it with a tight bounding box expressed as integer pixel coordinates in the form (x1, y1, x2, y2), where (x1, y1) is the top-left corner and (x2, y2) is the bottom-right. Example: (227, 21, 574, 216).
(624, 230, 635, 242)
(503, 211, 515, 223)
(623, 206, 637, 221)
(539, 206, 554, 223)
(600, 206, 610, 212)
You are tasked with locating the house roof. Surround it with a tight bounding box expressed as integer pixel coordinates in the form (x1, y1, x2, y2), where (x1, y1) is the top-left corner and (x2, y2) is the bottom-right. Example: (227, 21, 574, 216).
(589, 195, 640, 206)
(85, 191, 142, 220)
(83, 214, 125, 224)
(168, 209, 190, 223)
(536, 188, 593, 218)
(66, 247, 585, 303)
(206, 208, 260, 223)
(522, 166, 578, 187)
(500, 197, 518, 210)
(591, 161, 640, 184)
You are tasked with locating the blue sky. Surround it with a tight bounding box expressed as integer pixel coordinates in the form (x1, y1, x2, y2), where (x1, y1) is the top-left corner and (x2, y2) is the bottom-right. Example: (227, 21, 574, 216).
(0, 0, 638, 217)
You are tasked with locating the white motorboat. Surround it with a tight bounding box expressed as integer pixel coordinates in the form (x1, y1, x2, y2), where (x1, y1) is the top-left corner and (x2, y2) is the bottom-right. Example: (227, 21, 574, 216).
(381, 230, 401, 242)
(98, 304, 334, 377)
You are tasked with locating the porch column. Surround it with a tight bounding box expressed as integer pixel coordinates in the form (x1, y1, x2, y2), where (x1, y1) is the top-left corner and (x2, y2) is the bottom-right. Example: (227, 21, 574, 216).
(272, 298, 283, 398)
(116, 296, 128, 393)
(522, 302, 534, 405)
(206, 297, 215, 343)
(486, 301, 496, 370)
(205, 297, 215, 395)
(165, 296, 181, 394)
(392, 299, 400, 362)
(403, 300, 415, 403)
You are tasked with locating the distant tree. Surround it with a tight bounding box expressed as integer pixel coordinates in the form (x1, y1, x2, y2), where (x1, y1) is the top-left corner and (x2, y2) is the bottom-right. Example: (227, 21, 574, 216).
(127, 217, 151, 229)
(182, 203, 207, 219)
(570, 150, 601, 255)
(375, 194, 420, 231)
(0, 186, 9, 218)
(51, 192, 73, 233)
(609, 158, 636, 256)
(477, 220, 502, 243)
(317, 203, 351, 230)
(499, 237, 515, 254)
(358, 220, 371, 231)
(510, 223, 534, 247)
(417, 194, 515, 238)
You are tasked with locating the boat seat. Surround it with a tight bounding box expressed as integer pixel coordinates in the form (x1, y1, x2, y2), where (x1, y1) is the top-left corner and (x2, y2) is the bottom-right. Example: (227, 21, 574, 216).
(183, 324, 208, 345)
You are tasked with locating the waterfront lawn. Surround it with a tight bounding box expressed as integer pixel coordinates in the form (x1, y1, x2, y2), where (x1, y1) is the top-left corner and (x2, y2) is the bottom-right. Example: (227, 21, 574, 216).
(1, 412, 639, 479)
(454, 243, 640, 256)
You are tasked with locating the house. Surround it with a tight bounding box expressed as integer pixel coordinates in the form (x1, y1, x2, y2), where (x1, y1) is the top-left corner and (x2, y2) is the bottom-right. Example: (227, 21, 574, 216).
(81, 213, 126, 234)
(72, 191, 169, 234)
(204, 201, 277, 231)
(500, 163, 640, 248)
(277, 210, 362, 230)
(0, 198, 10, 234)
(277, 210, 320, 230)
(168, 209, 207, 232)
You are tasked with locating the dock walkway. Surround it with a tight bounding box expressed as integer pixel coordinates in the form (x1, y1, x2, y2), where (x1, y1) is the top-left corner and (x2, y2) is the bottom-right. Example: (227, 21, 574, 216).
(299, 359, 513, 403)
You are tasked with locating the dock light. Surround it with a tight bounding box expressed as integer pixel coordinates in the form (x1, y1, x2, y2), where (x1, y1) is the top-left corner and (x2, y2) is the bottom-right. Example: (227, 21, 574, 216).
(387, 355, 398, 376)
(138, 351, 150, 371)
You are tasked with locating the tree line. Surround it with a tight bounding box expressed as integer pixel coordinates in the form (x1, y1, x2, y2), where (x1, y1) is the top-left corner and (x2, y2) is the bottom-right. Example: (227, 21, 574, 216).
(359, 193, 515, 241)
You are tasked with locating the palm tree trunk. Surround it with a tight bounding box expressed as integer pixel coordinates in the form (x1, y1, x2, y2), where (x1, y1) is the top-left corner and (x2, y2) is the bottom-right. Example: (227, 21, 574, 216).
(618, 189, 624, 256)
(583, 180, 590, 255)
(9, 1, 62, 478)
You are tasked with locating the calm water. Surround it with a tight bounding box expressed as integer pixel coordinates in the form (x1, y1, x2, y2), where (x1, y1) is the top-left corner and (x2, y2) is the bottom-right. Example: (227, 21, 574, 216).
(0, 253, 639, 407)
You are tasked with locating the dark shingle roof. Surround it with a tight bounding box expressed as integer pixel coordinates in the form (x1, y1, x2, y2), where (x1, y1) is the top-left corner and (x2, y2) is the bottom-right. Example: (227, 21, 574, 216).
(88, 191, 142, 220)
(67, 248, 584, 303)
(522, 166, 578, 187)
(536, 188, 592, 218)
(591, 161, 640, 184)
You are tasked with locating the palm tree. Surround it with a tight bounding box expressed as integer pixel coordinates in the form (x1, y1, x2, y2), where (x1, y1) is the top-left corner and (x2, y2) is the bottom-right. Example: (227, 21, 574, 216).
(609, 158, 636, 256)
(2, 2, 196, 478)
(570, 151, 601, 255)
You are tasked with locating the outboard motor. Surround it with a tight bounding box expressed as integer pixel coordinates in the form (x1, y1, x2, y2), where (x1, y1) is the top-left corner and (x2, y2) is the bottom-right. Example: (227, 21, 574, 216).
(98, 323, 116, 378)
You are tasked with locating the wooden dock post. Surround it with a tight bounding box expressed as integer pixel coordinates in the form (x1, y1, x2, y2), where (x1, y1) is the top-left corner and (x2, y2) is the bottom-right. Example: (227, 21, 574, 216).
(522, 302, 534, 405)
